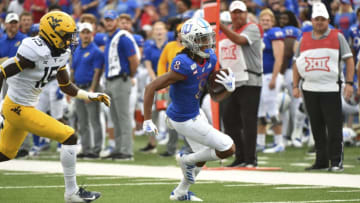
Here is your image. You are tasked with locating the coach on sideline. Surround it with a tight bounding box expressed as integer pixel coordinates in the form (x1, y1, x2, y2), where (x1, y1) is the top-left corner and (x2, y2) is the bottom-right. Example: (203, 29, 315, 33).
(293, 2, 354, 172)
(219, 1, 263, 167)
(71, 22, 105, 159)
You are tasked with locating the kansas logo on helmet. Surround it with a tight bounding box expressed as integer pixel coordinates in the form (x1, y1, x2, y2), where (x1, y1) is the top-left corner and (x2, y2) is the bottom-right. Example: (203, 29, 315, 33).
(47, 16, 63, 30)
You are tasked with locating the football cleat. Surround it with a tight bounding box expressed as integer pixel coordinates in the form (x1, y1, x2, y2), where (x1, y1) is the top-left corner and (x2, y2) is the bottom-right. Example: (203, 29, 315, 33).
(64, 187, 101, 203)
(170, 191, 203, 201)
(176, 153, 196, 184)
(263, 144, 285, 154)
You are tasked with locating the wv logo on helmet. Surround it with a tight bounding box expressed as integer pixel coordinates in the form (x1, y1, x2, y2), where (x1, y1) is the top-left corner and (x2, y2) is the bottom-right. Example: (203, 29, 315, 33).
(47, 16, 63, 29)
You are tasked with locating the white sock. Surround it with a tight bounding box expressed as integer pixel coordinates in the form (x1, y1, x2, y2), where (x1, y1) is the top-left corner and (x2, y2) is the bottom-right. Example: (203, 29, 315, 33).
(108, 139, 115, 148)
(274, 134, 283, 145)
(61, 145, 79, 196)
(183, 148, 219, 164)
(257, 134, 265, 146)
(174, 166, 202, 196)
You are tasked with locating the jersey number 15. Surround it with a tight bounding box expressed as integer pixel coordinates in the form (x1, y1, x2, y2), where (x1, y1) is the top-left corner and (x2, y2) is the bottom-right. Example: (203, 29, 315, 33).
(35, 66, 59, 88)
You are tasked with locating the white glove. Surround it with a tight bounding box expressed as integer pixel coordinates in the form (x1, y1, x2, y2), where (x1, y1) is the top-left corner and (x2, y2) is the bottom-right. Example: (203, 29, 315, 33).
(214, 68, 235, 92)
(143, 119, 159, 137)
(88, 92, 111, 107)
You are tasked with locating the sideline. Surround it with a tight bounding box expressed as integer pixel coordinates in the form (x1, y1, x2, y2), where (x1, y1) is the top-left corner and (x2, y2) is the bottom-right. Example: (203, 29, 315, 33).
(0, 160, 359, 188)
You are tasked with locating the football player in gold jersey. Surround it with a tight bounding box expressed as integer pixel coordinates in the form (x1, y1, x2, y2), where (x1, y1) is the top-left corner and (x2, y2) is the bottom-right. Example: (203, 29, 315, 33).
(0, 11, 110, 202)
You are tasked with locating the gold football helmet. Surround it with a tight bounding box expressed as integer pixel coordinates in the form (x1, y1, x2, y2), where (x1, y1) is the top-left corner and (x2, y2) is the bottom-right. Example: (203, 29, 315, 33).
(39, 11, 77, 50)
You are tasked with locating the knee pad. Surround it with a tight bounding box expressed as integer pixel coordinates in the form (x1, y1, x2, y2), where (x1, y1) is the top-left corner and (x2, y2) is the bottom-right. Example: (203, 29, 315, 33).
(258, 117, 267, 125)
(270, 115, 282, 126)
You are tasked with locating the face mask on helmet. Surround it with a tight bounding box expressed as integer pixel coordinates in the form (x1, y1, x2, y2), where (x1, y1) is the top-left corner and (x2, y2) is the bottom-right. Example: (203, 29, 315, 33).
(181, 18, 216, 59)
(60, 31, 78, 49)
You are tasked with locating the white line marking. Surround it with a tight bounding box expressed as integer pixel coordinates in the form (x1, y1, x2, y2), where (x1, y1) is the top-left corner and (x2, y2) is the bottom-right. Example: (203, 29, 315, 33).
(290, 163, 311, 167)
(0, 160, 359, 188)
(0, 182, 215, 189)
(86, 176, 130, 180)
(252, 199, 360, 203)
(258, 157, 269, 160)
(328, 190, 360, 193)
(274, 186, 330, 190)
(3, 172, 45, 175)
(224, 184, 273, 187)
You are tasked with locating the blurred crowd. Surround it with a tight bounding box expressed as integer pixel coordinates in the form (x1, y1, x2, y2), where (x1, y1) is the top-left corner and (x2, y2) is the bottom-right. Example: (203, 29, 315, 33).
(0, 0, 359, 165)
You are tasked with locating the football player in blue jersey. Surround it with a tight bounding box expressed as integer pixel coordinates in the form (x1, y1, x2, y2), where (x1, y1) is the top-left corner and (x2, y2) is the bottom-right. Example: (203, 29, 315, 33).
(143, 18, 236, 201)
(257, 9, 285, 153)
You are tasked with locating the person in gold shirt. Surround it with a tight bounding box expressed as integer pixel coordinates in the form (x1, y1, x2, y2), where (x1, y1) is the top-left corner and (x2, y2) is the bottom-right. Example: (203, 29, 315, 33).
(157, 23, 184, 76)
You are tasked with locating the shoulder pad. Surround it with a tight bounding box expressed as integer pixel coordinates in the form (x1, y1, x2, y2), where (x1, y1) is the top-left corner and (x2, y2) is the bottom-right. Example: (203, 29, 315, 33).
(21, 37, 51, 59)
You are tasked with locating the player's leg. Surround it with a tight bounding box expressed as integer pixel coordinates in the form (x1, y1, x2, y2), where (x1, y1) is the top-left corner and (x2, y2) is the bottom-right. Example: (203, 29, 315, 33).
(3, 96, 100, 202)
(169, 111, 234, 165)
(0, 119, 28, 161)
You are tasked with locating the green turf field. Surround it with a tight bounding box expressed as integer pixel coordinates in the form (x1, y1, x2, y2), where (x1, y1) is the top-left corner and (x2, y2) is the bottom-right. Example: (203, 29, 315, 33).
(0, 136, 359, 202)
(0, 171, 359, 203)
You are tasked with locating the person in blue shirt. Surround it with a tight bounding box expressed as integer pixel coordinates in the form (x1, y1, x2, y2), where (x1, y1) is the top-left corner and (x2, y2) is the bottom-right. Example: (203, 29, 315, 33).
(0, 13, 26, 60)
(140, 21, 168, 153)
(143, 18, 235, 202)
(102, 10, 140, 160)
(80, 0, 99, 18)
(71, 22, 105, 159)
(349, 8, 360, 63)
(257, 9, 285, 153)
(116, 0, 141, 24)
(79, 13, 107, 51)
(334, 0, 356, 40)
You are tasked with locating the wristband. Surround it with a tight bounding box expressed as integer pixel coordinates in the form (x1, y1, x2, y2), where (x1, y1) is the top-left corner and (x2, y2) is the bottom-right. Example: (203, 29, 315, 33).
(345, 81, 354, 86)
(75, 89, 90, 100)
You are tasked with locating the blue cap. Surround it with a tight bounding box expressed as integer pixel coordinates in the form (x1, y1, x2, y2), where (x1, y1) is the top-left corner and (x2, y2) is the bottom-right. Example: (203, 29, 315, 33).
(341, 0, 351, 4)
(104, 10, 118, 20)
(30, 23, 40, 34)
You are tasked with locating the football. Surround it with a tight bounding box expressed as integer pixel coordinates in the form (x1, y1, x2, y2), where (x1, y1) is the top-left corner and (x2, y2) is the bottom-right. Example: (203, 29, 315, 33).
(208, 69, 230, 94)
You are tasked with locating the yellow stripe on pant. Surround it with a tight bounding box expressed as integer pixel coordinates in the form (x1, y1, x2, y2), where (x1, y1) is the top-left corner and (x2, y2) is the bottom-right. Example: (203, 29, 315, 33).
(0, 96, 74, 159)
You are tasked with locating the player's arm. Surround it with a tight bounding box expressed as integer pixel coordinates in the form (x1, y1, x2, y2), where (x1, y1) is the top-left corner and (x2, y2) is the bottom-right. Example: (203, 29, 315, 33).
(143, 70, 185, 120)
(0, 54, 35, 92)
(128, 54, 139, 78)
(209, 88, 231, 102)
(270, 39, 284, 89)
(56, 68, 111, 107)
(89, 68, 102, 92)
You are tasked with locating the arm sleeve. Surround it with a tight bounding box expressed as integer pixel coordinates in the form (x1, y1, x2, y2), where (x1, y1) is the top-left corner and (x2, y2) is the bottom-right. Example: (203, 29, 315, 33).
(338, 33, 353, 59)
(240, 24, 261, 45)
(269, 27, 285, 41)
(170, 56, 191, 77)
(16, 38, 40, 62)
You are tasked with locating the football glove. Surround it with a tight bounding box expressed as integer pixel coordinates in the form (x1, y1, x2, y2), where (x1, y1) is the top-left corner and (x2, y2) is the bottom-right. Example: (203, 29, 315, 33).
(143, 119, 159, 137)
(88, 92, 111, 107)
(214, 68, 235, 92)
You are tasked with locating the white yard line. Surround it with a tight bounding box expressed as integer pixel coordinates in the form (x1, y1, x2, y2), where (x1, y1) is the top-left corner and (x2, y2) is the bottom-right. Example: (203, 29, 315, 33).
(0, 160, 359, 188)
(328, 190, 360, 193)
(0, 182, 216, 189)
(274, 186, 330, 190)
